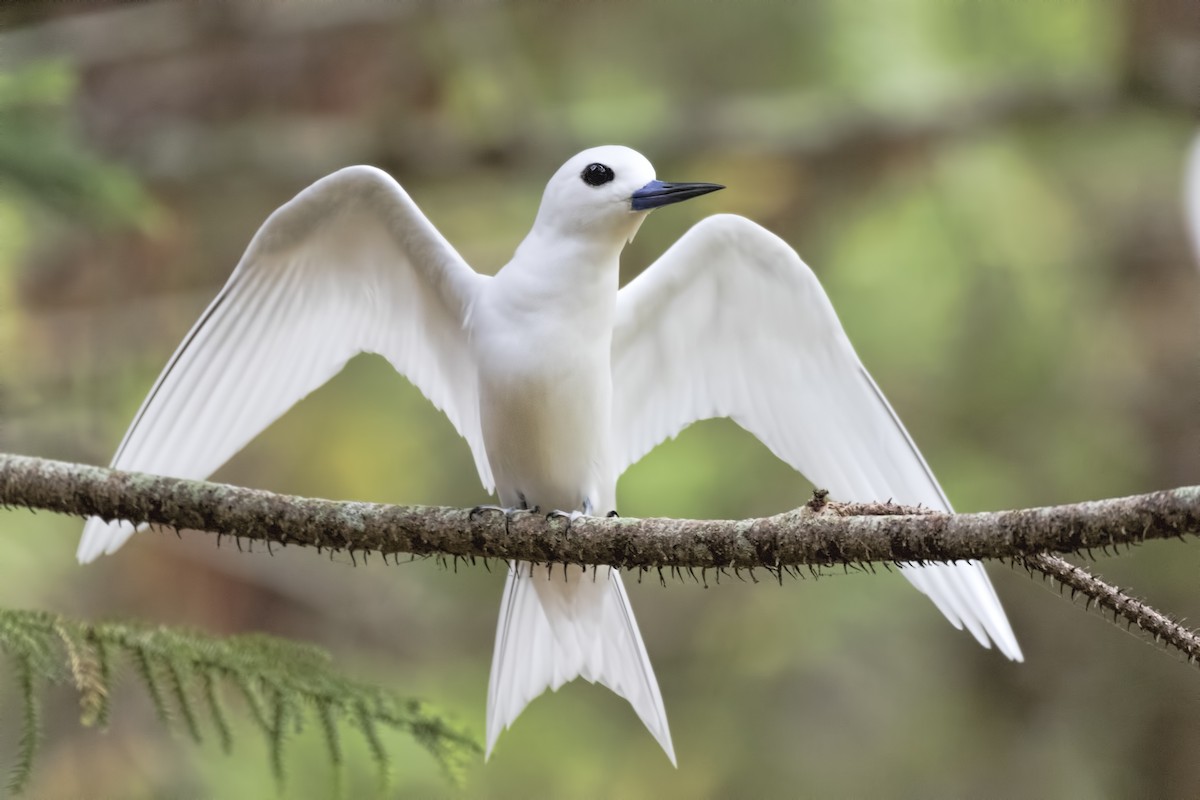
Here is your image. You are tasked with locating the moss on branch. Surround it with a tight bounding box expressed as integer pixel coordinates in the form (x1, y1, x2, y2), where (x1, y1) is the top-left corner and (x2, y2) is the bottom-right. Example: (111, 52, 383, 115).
(5, 452, 1200, 668)
(2, 454, 1198, 569)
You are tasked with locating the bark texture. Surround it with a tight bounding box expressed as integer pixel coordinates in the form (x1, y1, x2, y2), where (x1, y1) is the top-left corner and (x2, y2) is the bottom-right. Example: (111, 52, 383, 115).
(3, 454, 1198, 569)
(4, 453, 1200, 665)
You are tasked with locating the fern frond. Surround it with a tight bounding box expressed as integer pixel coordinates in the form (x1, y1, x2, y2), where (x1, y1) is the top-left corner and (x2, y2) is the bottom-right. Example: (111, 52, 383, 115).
(268, 689, 288, 785)
(201, 670, 232, 754)
(0, 610, 62, 680)
(227, 667, 270, 732)
(128, 639, 172, 728)
(313, 698, 344, 800)
(314, 698, 342, 768)
(85, 630, 113, 728)
(5, 655, 38, 796)
(163, 656, 203, 744)
(354, 699, 392, 791)
(0, 607, 480, 795)
(53, 620, 107, 728)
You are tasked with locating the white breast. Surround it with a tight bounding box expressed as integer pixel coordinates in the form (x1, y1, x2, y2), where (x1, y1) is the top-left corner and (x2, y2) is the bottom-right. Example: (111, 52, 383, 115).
(470, 288, 616, 514)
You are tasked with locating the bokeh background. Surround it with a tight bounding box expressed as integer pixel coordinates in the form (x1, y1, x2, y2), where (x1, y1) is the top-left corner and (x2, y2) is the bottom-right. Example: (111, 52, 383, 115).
(2, 1, 1199, 797)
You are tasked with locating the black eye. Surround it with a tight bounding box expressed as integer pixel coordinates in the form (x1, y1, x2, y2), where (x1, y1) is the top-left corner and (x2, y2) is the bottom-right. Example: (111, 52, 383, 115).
(581, 162, 615, 187)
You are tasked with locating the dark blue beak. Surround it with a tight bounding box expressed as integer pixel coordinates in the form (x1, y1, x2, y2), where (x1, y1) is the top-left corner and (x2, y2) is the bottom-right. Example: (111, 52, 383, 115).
(630, 179, 724, 211)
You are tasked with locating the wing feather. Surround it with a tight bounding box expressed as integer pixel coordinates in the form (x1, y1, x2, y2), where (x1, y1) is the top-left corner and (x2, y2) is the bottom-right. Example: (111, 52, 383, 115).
(79, 166, 492, 561)
(612, 214, 1022, 660)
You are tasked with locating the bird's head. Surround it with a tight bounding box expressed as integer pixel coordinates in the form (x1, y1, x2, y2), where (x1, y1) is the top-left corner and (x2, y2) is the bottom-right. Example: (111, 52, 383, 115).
(532, 146, 724, 244)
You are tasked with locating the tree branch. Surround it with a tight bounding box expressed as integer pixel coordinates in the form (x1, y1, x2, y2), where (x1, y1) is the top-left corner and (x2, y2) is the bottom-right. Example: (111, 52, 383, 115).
(4, 454, 1198, 567)
(1021, 553, 1200, 664)
(4, 453, 1200, 665)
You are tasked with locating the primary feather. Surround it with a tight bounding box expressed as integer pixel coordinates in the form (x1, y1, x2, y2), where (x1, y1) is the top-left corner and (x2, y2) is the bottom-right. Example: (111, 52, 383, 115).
(612, 214, 1022, 661)
(78, 166, 492, 562)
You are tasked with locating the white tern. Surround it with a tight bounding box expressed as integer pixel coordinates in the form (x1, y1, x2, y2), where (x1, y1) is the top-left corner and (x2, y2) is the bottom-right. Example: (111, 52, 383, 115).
(78, 145, 1022, 765)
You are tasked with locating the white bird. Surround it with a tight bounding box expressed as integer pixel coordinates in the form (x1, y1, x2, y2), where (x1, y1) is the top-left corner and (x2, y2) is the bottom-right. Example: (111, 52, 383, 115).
(79, 145, 1022, 766)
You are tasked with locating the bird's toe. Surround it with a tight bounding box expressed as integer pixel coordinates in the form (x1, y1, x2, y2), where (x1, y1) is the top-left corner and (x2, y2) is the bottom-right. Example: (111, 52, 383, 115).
(469, 504, 507, 521)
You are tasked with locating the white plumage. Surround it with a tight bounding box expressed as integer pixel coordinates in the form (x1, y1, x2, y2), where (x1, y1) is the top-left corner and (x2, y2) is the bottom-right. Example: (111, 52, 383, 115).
(79, 145, 1020, 765)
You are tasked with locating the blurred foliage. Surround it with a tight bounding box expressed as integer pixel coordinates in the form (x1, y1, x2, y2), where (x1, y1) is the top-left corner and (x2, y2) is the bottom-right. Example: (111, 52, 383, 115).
(0, 607, 478, 795)
(0, 61, 153, 226)
(0, 0, 1198, 797)
(0, 59, 160, 433)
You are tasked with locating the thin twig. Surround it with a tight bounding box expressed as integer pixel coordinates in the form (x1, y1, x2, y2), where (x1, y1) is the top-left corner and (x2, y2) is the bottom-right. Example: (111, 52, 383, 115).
(1023, 553, 1200, 664)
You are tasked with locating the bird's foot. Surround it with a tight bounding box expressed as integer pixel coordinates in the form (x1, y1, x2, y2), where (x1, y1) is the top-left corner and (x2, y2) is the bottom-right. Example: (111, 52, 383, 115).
(468, 503, 507, 521)
(469, 504, 539, 523)
(606, 510, 620, 518)
(547, 496, 603, 522)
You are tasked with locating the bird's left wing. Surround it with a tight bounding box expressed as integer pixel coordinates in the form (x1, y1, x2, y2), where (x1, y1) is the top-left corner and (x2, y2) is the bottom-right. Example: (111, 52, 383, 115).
(611, 214, 1021, 660)
(79, 166, 493, 562)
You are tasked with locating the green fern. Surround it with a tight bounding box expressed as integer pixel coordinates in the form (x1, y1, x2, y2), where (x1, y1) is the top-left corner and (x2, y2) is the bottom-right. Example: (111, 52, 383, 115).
(0, 608, 479, 795)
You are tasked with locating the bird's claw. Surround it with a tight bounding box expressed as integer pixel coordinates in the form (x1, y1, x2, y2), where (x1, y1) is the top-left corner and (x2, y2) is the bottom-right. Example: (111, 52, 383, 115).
(546, 509, 584, 522)
(469, 504, 507, 522)
(469, 504, 538, 524)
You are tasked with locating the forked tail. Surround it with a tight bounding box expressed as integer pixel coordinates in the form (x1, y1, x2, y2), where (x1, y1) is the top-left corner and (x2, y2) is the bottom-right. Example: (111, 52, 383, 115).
(486, 561, 675, 765)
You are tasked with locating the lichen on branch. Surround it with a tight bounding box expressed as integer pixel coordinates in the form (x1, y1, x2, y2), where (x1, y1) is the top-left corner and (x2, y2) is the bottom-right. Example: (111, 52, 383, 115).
(2, 454, 1198, 570)
(4, 452, 1200, 669)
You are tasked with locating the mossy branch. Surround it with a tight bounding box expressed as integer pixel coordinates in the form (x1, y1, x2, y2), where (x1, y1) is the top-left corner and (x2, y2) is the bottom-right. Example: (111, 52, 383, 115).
(2, 454, 1198, 568)
(3, 452, 1200, 673)
(0, 607, 479, 796)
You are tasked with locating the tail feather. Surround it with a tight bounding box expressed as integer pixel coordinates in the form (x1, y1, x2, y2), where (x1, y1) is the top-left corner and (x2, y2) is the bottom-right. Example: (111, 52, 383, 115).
(77, 518, 140, 564)
(486, 561, 675, 765)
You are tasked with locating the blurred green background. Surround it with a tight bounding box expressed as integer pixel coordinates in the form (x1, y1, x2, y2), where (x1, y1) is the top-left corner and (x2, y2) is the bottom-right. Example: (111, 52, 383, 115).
(2, 1, 1199, 797)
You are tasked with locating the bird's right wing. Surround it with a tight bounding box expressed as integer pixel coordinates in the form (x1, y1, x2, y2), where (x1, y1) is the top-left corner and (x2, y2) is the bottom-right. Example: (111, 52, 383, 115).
(611, 214, 1021, 661)
(79, 166, 493, 562)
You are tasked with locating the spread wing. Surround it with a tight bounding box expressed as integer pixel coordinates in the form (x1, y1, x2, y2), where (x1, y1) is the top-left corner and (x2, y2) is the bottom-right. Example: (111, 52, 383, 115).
(611, 214, 1022, 660)
(78, 166, 492, 562)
